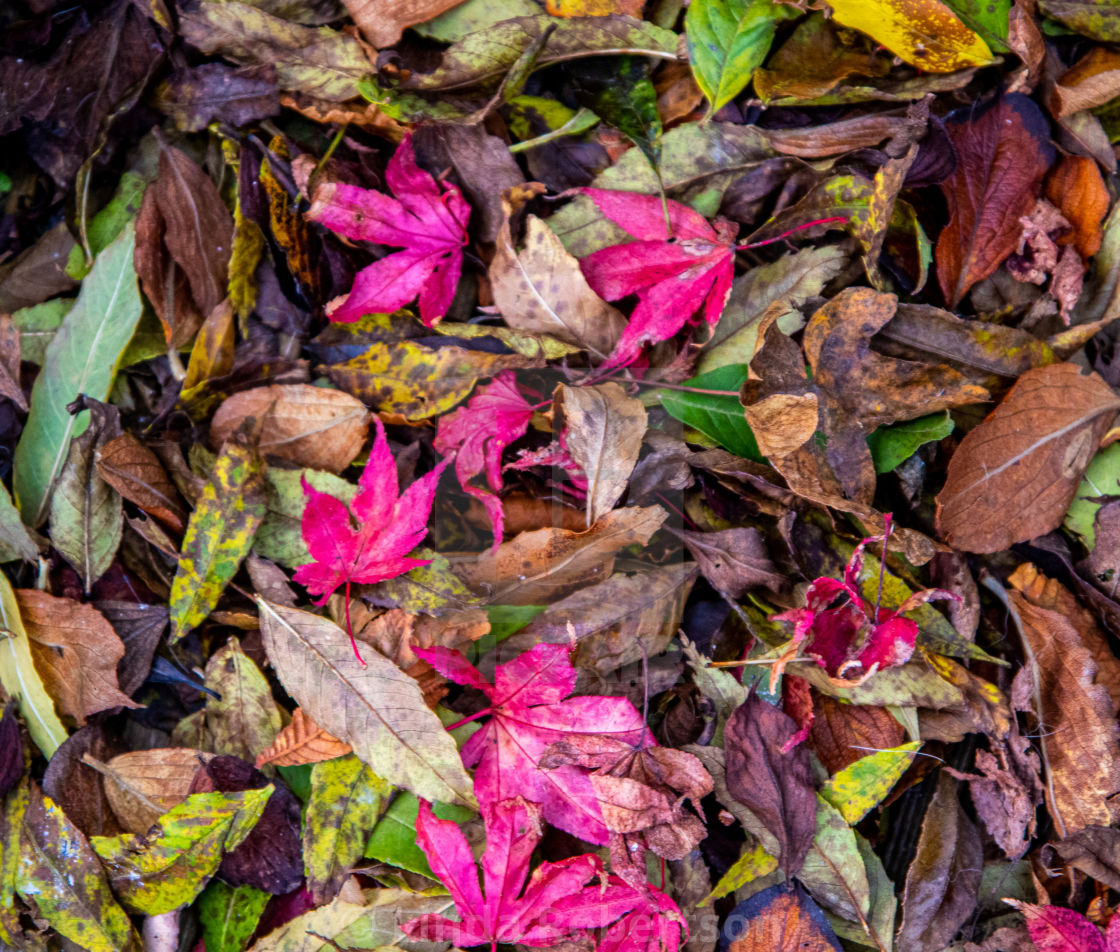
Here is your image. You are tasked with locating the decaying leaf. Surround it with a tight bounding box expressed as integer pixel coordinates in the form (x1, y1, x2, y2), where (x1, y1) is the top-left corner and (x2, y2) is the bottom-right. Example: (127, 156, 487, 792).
(96, 748, 214, 834)
(255, 708, 352, 768)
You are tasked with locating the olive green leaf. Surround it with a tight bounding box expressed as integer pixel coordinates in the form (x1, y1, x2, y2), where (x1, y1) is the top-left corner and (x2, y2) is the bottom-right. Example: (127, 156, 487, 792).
(704, 840, 779, 904)
(91, 788, 272, 915)
(11, 298, 71, 367)
(800, 795, 871, 922)
(686, 0, 800, 115)
(304, 755, 392, 902)
(198, 881, 270, 952)
(204, 637, 284, 764)
(257, 599, 477, 808)
(365, 792, 476, 877)
(0, 482, 38, 564)
(13, 225, 142, 527)
(0, 573, 66, 757)
(255, 468, 355, 569)
(867, 412, 954, 474)
(821, 742, 922, 824)
(368, 548, 483, 617)
(17, 786, 139, 952)
(170, 440, 267, 642)
(0, 781, 29, 947)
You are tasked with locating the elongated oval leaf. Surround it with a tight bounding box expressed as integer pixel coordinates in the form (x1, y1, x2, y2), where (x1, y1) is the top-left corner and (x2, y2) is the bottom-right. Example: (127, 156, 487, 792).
(256, 599, 477, 808)
(820, 742, 921, 824)
(659, 365, 763, 461)
(13, 225, 142, 527)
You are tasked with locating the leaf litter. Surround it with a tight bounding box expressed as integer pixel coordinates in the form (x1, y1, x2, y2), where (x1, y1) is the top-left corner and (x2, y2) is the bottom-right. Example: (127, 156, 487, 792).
(7, 1, 1120, 951)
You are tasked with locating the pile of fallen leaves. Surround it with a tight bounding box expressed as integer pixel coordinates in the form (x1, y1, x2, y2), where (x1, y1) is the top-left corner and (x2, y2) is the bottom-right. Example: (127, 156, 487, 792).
(9, 0, 1120, 949)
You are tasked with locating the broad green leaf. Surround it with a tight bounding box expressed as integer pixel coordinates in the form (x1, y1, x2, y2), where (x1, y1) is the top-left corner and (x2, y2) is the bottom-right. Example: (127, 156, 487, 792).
(304, 756, 393, 902)
(1037, 0, 1120, 40)
(943, 0, 1011, 51)
(821, 743, 921, 824)
(0, 483, 37, 564)
(403, 14, 679, 91)
(257, 599, 477, 808)
(369, 548, 484, 616)
(91, 788, 271, 915)
(704, 840, 779, 903)
(660, 365, 763, 461)
(826, 0, 994, 72)
(1065, 441, 1120, 547)
(569, 55, 662, 167)
(198, 881, 270, 952)
(11, 299, 71, 366)
(365, 792, 476, 877)
(686, 0, 799, 114)
(791, 658, 965, 709)
(205, 637, 284, 763)
(255, 468, 355, 569)
(486, 604, 548, 641)
(800, 796, 870, 922)
(170, 441, 267, 642)
(17, 788, 139, 952)
(506, 95, 600, 142)
(13, 225, 142, 528)
(0, 573, 66, 757)
(867, 412, 954, 474)
(412, 0, 539, 40)
(66, 171, 148, 280)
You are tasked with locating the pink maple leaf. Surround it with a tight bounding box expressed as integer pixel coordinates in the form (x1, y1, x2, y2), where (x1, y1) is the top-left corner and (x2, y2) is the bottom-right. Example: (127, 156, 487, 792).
(306, 133, 470, 326)
(771, 516, 957, 684)
(414, 642, 651, 844)
(433, 371, 535, 551)
(402, 797, 640, 952)
(578, 188, 737, 370)
(1007, 899, 1120, 952)
(294, 416, 448, 664)
(597, 883, 688, 952)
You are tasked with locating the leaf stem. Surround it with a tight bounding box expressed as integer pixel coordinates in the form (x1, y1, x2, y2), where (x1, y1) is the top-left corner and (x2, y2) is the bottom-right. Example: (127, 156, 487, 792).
(344, 579, 367, 668)
(445, 708, 492, 731)
(737, 216, 847, 251)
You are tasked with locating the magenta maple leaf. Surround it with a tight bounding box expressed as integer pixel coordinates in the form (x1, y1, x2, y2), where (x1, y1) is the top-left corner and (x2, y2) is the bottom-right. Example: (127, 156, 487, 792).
(294, 416, 448, 664)
(597, 883, 688, 952)
(414, 642, 651, 844)
(433, 371, 535, 551)
(402, 797, 640, 951)
(306, 133, 470, 326)
(578, 188, 737, 369)
(772, 516, 957, 684)
(1007, 899, 1120, 952)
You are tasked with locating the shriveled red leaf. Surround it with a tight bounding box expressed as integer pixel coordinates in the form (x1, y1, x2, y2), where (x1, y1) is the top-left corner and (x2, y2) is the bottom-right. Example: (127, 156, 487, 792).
(306, 133, 469, 326)
(415, 642, 650, 843)
(936, 93, 1055, 307)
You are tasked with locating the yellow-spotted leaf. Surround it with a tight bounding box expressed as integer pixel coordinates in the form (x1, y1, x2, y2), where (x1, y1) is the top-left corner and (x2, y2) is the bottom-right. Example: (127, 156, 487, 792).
(170, 441, 267, 642)
(91, 788, 271, 916)
(826, 0, 995, 72)
(703, 840, 778, 904)
(204, 637, 284, 764)
(820, 742, 921, 824)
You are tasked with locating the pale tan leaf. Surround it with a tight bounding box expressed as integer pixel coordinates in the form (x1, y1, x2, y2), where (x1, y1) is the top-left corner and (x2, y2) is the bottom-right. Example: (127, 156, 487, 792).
(92, 748, 214, 834)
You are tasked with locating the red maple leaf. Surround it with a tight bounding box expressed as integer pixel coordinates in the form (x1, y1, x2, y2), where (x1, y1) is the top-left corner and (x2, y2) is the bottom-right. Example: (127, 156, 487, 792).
(402, 797, 640, 951)
(1006, 899, 1120, 952)
(414, 642, 651, 844)
(433, 371, 535, 550)
(771, 516, 956, 684)
(597, 883, 689, 952)
(306, 133, 470, 326)
(578, 188, 737, 370)
(293, 417, 448, 664)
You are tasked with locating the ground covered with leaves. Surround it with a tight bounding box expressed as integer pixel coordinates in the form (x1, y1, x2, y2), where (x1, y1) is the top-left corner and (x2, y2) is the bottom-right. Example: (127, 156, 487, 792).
(7, 0, 1120, 950)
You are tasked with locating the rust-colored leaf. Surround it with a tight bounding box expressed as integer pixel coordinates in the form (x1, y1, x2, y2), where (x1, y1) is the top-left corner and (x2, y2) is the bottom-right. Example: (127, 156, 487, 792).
(1045, 154, 1110, 260)
(96, 433, 187, 534)
(255, 708, 352, 769)
(936, 364, 1120, 553)
(722, 881, 842, 951)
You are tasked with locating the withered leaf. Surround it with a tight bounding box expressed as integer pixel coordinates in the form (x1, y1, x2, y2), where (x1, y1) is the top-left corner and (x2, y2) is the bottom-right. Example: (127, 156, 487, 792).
(809, 692, 907, 775)
(96, 600, 169, 697)
(96, 434, 187, 535)
(724, 690, 817, 879)
(156, 63, 280, 133)
(1045, 154, 1109, 260)
(0, 704, 21, 798)
(1048, 825, 1120, 892)
(18, 590, 139, 725)
(255, 707, 352, 769)
(342, 0, 469, 48)
(555, 382, 647, 526)
(40, 725, 123, 840)
(210, 384, 369, 474)
(96, 748, 214, 834)
(1007, 563, 1120, 834)
(453, 505, 667, 605)
(936, 94, 1055, 307)
(721, 881, 842, 952)
(204, 638, 285, 765)
(936, 363, 1120, 553)
(680, 527, 783, 598)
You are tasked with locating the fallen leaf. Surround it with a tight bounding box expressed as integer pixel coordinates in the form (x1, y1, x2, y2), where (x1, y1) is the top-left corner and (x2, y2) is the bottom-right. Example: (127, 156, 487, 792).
(256, 598, 476, 808)
(96, 432, 187, 534)
(1049, 825, 1120, 893)
(1046, 154, 1110, 260)
(18, 590, 139, 725)
(1005, 900, 1118, 952)
(721, 881, 843, 951)
(936, 363, 1120, 553)
(680, 527, 783, 599)
(342, 0, 470, 48)
(936, 93, 1055, 307)
(204, 638, 284, 764)
(96, 748, 214, 833)
(155, 63, 280, 133)
(809, 692, 907, 775)
(255, 708, 352, 768)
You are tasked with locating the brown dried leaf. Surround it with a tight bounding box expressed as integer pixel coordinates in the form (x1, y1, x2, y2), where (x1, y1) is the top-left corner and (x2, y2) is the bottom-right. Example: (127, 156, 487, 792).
(1052, 47, 1120, 117)
(134, 186, 198, 350)
(453, 505, 667, 605)
(96, 433, 187, 534)
(342, 0, 467, 48)
(41, 725, 124, 838)
(936, 94, 1055, 307)
(936, 363, 1120, 553)
(0, 315, 26, 411)
(743, 393, 819, 458)
(204, 638, 285, 764)
(556, 382, 646, 526)
(95, 748, 214, 834)
(156, 63, 279, 133)
(1008, 562, 1120, 834)
(19, 590, 139, 724)
(722, 882, 843, 952)
(255, 708, 352, 769)
(1048, 825, 1120, 892)
(210, 384, 369, 474)
(680, 527, 783, 599)
(725, 690, 817, 878)
(808, 692, 907, 776)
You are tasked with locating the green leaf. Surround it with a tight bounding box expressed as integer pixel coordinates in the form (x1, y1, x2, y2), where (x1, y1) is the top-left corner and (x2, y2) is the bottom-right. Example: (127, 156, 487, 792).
(170, 441, 267, 642)
(0, 483, 38, 564)
(0, 782, 29, 947)
(0, 574, 66, 757)
(943, 0, 1011, 51)
(255, 468, 355, 569)
(867, 412, 954, 474)
(486, 604, 548, 641)
(11, 299, 71, 367)
(820, 742, 921, 824)
(13, 225, 142, 527)
(204, 637, 284, 763)
(1037, 0, 1120, 40)
(412, 0, 540, 40)
(91, 788, 271, 915)
(705, 840, 779, 903)
(304, 756, 393, 902)
(686, 0, 800, 114)
(66, 171, 149, 281)
(569, 54, 662, 167)
(800, 795, 870, 922)
(365, 792, 476, 877)
(1065, 442, 1120, 546)
(17, 787, 139, 952)
(198, 881, 270, 952)
(369, 548, 483, 616)
(660, 365, 763, 461)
